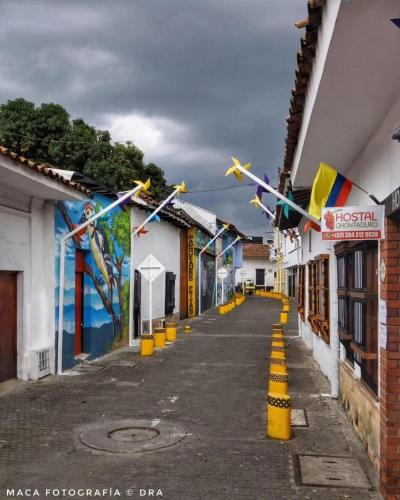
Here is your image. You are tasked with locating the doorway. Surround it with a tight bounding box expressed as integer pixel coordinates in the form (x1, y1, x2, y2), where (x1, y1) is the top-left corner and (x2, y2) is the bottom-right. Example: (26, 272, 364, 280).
(256, 268, 265, 289)
(0, 271, 17, 382)
(134, 270, 142, 338)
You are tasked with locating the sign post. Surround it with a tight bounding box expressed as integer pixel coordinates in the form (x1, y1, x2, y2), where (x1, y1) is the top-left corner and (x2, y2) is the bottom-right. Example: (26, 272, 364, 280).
(138, 254, 165, 334)
(217, 267, 228, 304)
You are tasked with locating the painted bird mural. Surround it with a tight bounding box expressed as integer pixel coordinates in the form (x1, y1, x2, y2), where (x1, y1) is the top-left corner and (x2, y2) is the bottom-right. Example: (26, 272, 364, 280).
(79, 203, 118, 341)
(79, 203, 114, 286)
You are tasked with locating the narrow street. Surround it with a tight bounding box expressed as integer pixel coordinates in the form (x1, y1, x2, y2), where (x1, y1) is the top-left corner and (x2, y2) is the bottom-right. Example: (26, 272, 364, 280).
(0, 298, 379, 499)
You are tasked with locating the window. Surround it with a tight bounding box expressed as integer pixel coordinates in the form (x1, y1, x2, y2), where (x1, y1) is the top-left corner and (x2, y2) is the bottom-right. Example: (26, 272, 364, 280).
(307, 255, 329, 341)
(335, 242, 378, 394)
(297, 265, 305, 322)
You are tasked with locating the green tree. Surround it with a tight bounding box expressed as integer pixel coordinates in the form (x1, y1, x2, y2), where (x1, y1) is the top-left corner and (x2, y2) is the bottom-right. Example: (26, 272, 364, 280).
(0, 98, 171, 199)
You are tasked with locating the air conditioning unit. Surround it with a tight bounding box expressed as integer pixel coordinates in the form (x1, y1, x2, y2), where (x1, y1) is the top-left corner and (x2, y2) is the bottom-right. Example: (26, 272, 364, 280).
(30, 348, 53, 379)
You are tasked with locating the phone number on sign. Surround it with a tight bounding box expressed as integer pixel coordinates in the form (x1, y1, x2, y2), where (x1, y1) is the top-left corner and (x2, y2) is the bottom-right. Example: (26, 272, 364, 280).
(322, 230, 382, 240)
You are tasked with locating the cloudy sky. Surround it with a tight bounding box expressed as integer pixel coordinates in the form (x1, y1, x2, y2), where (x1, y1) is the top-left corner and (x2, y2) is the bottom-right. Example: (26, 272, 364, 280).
(0, 0, 306, 236)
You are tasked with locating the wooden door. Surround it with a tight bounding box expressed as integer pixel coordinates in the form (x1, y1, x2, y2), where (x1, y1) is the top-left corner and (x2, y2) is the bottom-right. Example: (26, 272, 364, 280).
(0, 272, 17, 382)
(180, 229, 188, 319)
(74, 251, 85, 355)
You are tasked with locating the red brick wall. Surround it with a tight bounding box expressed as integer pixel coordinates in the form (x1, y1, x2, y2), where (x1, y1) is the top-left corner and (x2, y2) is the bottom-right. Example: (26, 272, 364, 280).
(380, 218, 400, 499)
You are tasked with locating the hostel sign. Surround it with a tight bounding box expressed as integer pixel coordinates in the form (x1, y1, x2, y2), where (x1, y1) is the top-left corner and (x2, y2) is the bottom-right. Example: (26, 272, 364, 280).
(321, 205, 385, 241)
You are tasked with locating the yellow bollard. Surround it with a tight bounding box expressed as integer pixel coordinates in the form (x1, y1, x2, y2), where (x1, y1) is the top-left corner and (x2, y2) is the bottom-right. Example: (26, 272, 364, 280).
(270, 358, 288, 374)
(280, 311, 288, 324)
(282, 303, 290, 312)
(272, 323, 283, 331)
(183, 325, 191, 334)
(219, 304, 226, 315)
(272, 340, 285, 348)
(154, 327, 166, 348)
(140, 333, 154, 356)
(267, 392, 291, 440)
(271, 346, 286, 360)
(272, 333, 284, 342)
(269, 371, 289, 395)
(166, 322, 177, 341)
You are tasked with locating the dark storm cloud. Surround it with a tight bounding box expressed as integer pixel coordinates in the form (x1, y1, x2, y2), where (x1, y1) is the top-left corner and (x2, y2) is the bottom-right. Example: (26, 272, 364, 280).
(0, 0, 306, 235)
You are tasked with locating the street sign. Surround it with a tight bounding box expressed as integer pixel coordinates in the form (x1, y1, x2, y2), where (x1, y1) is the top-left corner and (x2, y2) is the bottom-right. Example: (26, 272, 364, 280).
(138, 254, 165, 282)
(217, 267, 228, 279)
(321, 205, 385, 241)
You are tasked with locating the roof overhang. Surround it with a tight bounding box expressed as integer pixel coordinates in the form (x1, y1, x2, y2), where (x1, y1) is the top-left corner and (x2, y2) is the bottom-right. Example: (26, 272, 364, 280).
(0, 156, 87, 201)
(291, 0, 400, 188)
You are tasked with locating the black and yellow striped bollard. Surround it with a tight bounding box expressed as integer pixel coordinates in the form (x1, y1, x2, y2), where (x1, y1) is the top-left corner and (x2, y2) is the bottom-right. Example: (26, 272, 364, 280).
(271, 343, 286, 360)
(272, 332, 284, 341)
(166, 322, 177, 341)
(154, 327, 166, 348)
(140, 333, 154, 356)
(270, 357, 288, 374)
(267, 392, 291, 440)
(269, 370, 289, 395)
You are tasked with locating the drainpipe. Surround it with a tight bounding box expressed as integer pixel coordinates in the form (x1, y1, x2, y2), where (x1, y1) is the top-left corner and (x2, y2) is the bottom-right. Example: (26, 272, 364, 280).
(57, 183, 144, 375)
(329, 243, 340, 398)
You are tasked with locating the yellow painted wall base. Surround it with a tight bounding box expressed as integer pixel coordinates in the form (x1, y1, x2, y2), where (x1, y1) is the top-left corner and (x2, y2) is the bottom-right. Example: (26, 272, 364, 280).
(267, 392, 291, 440)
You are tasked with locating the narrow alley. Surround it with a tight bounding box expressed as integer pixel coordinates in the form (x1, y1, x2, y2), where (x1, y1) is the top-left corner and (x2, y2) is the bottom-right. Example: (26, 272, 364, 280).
(0, 298, 379, 499)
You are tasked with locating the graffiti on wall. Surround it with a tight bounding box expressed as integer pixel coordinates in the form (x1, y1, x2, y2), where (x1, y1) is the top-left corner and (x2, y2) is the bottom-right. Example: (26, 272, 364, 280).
(55, 195, 130, 368)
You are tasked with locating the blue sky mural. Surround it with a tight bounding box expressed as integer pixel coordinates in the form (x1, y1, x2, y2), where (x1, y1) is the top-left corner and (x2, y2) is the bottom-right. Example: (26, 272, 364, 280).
(55, 195, 131, 367)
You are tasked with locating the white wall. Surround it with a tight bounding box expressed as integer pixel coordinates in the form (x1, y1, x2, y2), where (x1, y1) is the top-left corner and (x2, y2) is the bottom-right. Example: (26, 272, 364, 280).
(0, 197, 56, 380)
(131, 207, 181, 327)
(235, 258, 274, 288)
(174, 200, 216, 234)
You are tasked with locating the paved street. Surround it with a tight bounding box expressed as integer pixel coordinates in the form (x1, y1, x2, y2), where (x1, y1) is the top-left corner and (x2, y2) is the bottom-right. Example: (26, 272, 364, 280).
(0, 297, 380, 500)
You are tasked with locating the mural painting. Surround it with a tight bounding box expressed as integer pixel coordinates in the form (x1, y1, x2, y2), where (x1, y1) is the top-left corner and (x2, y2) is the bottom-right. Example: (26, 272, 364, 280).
(55, 195, 130, 369)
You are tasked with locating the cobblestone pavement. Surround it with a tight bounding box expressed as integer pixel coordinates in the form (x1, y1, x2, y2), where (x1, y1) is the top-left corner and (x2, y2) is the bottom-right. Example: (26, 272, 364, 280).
(0, 297, 380, 500)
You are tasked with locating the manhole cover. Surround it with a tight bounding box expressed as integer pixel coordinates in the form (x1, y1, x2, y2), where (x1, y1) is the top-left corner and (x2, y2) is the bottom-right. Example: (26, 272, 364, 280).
(296, 454, 372, 488)
(79, 419, 185, 453)
(73, 364, 105, 373)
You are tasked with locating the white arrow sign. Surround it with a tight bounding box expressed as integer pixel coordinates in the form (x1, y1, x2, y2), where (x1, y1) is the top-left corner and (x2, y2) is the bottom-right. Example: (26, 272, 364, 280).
(217, 267, 228, 279)
(138, 254, 165, 282)
(137, 254, 165, 335)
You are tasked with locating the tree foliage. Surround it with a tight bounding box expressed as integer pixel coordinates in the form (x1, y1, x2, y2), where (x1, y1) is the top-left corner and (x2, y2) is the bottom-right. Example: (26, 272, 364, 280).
(0, 98, 172, 198)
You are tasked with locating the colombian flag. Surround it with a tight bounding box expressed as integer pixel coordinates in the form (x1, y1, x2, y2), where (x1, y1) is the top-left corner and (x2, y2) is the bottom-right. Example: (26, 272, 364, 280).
(308, 162, 352, 220)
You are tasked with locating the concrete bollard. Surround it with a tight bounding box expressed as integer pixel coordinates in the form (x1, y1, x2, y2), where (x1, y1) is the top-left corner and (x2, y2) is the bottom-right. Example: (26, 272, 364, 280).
(272, 323, 283, 331)
(282, 303, 290, 313)
(219, 305, 226, 315)
(267, 392, 291, 441)
(270, 357, 288, 374)
(272, 340, 285, 349)
(166, 322, 177, 341)
(271, 344, 286, 359)
(272, 332, 284, 340)
(140, 333, 154, 356)
(280, 311, 288, 324)
(269, 371, 289, 395)
(154, 327, 166, 348)
(183, 325, 192, 334)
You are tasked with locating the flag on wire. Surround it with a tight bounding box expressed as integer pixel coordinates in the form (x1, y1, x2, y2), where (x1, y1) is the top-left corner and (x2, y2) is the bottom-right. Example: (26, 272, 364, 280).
(308, 162, 353, 220)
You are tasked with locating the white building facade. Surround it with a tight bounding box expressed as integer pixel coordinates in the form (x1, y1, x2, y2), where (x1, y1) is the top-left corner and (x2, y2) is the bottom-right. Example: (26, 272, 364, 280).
(276, 1, 400, 494)
(0, 147, 89, 382)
